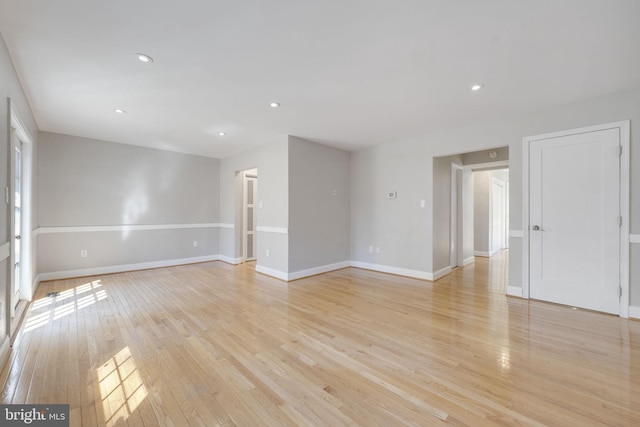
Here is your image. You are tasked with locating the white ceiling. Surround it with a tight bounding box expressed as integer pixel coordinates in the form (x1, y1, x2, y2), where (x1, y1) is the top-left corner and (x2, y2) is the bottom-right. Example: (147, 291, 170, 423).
(1, 0, 639, 158)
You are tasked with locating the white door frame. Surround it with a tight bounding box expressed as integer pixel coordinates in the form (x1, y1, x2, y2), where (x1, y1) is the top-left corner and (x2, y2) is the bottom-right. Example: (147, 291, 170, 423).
(522, 121, 630, 317)
(7, 102, 34, 333)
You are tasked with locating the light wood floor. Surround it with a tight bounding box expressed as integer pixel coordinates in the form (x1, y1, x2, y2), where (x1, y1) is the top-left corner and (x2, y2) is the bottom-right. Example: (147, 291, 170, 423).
(2, 251, 639, 426)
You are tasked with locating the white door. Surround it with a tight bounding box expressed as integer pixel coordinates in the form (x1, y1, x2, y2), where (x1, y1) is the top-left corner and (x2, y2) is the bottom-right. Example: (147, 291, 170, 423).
(11, 131, 22, 310)
(243, 174, 257, 261)
(529, 128, 620, 314)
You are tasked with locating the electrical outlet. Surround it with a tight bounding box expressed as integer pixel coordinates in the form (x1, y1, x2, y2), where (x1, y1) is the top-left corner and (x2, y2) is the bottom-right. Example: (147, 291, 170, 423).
(193, 240, 198, 247)
(266, 249, 270, 257)
(368, 246, 373, 253)
(332, 189, 337, 196)
(375, 247, 380, 254)
(80, 250, 88, 258)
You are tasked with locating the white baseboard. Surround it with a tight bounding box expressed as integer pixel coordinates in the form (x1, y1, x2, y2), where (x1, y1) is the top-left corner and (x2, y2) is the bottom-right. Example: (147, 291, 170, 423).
(507, 286, 524, 298)
(0, 335, 10, 371)
(218, 255, 243, 265)
(474, 251, 491, 257)
(255, 265, 288, 281)
(288, 261, 351, 281)
(432, 266, 452, 281)
(350, 261, 433, 281)
(32, 274, 41, 291)
(628, 306, 640, 319)
(38, 255, 220, 281)
(462, 256, 475, 267)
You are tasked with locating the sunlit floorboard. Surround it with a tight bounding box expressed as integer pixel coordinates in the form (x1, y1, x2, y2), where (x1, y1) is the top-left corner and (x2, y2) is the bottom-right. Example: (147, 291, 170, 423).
(1, 251, 639, 426)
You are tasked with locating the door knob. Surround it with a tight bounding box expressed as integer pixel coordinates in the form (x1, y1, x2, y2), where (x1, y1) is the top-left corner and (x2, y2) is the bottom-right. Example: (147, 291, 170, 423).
(532, 225, 541, 231)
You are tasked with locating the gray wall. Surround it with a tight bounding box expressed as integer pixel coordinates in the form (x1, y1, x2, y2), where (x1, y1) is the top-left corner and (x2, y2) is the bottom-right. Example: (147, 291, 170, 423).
(288, 136, 350, 273)
(461, 169, 474, 263)
(351, 141, 432, 272)
(0, 31, 38, 344)
(474, 171, 491, 255)
(432, 155, 462, 272)
(219, 139, 289, 273)
(37, 132, 220, 275)
(350, 88, 640, 305)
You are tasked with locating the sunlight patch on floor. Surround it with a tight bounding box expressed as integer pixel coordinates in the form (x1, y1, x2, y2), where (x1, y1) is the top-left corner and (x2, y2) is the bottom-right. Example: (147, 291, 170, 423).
(97, 346, 148, 426)
(24, 280, 108, 332)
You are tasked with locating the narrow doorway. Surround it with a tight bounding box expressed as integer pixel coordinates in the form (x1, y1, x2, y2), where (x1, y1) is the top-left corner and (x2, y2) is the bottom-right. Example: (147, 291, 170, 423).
(242, 169, 258, 262)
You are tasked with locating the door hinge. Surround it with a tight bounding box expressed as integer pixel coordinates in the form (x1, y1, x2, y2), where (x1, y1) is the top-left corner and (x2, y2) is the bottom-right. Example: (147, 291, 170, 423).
(620, 286, 623, 298)
(618, 216, 623, 227)
(4, 187, 8, 204)
(618, 145, 623, 156)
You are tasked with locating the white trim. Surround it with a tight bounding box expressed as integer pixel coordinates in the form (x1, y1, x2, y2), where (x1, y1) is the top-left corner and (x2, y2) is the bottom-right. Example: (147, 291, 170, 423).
(432, 266, 453, 281)
(464, 160, 509, 171)
(509, 230, 524, 238)
(630, 235, 640, 244)
(628, 306, 640, 320)
(350, 261, 433, 281)
(218, 223, 234, 229)
(522, 120, 630, 317)
(507, 286, 523, 298)
(0, 336, 10, 370)
(0, 242, 9, 261)
(474, 251, 492, 257)
(255, 265, 288, 281)
(10, 105, 33, 146)
(218, 255, 243, 265)
(256, 226, 288, 234)
(462, 256, 475, 267)
(38, 255, 220, 281)
(32, 274, 41, 292)
(288, 261, 352, 281)
(36, 223, 221, 234)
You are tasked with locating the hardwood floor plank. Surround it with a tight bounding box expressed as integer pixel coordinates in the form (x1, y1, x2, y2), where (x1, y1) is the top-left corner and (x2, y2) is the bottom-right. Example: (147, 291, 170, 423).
(2, 251, 640, 426)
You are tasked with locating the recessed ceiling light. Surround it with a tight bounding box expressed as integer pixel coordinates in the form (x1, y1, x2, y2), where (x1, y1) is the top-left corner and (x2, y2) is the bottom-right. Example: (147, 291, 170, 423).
(471, 84, 484, 91)
(218, 132, 227, 136)
(269, 102, 280, 108)
(136, 53, 153, 63)
(114, 108, 126, 114)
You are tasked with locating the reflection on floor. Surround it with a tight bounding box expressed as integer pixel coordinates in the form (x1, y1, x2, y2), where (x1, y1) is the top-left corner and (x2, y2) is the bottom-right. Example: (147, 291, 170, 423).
(1, 252, 639, 426)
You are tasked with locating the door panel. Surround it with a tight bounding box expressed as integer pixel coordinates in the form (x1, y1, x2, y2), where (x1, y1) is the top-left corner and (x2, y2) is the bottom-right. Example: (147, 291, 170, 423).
(529, 128, 620, 314)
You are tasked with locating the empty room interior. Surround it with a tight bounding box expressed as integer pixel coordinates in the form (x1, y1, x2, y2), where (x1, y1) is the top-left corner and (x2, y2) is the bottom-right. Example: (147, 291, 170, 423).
(0, 1, 639, 426)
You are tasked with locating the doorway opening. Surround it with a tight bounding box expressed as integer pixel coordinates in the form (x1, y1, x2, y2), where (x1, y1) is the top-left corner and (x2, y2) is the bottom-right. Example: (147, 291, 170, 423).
(235, 168, 258, 267)
(433, 147, 509, 283)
